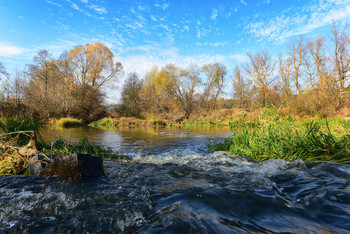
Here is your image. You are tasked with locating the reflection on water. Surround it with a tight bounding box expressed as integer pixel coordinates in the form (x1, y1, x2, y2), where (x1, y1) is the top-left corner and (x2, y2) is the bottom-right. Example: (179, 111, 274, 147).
(40, 126, 232, 155)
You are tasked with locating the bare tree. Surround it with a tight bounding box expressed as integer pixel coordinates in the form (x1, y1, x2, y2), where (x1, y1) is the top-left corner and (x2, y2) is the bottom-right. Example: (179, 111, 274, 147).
(287, 36, 308, 95)
(232, 65, 252, 108)
(331, 23, 350, 91)
(0, 62, 9, 100)
(244, 50, 276, 106)
(278, 54, 293, 100)
(308, 37, 335, 91)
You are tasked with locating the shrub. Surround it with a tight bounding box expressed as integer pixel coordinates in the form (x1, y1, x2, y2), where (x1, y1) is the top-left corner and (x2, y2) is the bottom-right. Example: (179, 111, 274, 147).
(55, 118, 84, 128)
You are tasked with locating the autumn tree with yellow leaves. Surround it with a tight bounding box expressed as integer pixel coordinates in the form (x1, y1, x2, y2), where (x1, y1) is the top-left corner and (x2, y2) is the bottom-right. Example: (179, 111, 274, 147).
(69, 41, 123, 88)
(22, 41, 123, 122)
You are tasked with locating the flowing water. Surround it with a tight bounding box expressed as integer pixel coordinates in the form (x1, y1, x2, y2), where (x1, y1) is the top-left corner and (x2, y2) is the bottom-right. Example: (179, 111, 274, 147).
(1, 126, 350, 233)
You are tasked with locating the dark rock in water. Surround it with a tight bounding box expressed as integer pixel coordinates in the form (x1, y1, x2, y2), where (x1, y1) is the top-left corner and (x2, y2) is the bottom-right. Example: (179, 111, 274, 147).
(30, 153, 105, 179)
(28, 152, 56, 176)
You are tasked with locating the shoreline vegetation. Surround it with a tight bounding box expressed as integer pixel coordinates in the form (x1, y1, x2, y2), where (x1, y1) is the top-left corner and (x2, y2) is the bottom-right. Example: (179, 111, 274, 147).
(1, 106, 350, 177)
(0, 114, 125, 177)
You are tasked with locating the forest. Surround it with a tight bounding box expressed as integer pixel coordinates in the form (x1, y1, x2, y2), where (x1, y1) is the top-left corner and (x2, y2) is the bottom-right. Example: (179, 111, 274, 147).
(0, 23, 349, 123)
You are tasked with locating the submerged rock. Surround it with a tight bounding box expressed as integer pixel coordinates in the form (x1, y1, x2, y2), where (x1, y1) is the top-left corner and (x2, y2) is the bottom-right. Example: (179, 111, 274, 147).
(30, 153, 105, 179)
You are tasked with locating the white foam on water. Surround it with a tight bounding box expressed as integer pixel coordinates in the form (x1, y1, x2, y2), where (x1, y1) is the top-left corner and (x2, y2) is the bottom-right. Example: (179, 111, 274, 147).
(131, 151, 309, 189)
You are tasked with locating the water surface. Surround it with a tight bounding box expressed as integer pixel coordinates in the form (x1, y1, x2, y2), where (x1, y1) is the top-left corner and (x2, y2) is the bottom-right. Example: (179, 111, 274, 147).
(1, 126, 349, 233)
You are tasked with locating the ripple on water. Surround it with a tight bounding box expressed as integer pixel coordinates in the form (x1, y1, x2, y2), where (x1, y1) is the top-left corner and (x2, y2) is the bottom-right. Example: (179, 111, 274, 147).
(1, 151, 350, 233)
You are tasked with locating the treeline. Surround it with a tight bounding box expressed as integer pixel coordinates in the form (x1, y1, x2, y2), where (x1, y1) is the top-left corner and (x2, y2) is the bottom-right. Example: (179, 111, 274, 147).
(116, 23, 350, 119)
(1, 23, 349, 122)
(0, 42, 123, 122)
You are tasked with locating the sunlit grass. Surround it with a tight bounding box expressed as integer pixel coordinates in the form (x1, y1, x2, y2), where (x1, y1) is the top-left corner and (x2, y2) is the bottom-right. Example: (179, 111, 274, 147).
(90, 117, 119, 127)
(209, 119, 350, 164)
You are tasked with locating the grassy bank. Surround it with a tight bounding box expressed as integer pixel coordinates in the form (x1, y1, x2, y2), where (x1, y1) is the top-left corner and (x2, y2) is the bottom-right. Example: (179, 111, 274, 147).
(209, 117, 350, 164)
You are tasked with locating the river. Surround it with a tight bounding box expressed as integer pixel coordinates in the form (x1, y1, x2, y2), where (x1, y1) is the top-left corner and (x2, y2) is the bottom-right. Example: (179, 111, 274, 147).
(1, 126, 349, 233)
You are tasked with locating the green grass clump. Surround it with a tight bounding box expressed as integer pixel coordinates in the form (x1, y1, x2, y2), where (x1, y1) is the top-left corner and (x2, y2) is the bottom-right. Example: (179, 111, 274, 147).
(182, 120, 218, 127)
(0, 114, 45, 147)
(90, 117, 119, 127)
(44, 137, 124, 160)
(209, 120, 350, 164)
(55, 118, 84, 128)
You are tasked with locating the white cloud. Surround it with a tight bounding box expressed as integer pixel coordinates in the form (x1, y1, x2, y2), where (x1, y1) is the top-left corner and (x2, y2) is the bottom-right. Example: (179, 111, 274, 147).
(80, 0, 88, 3)
(245, 0, 350, 42)
(196, 41, 228, 47)
(46, 1, 62, 7)
(184, 25, 189, 31)
(155, 3, 169, 10)
(150, 15, 157, 21)
(240, 0, 247, 6)
(211, 9, 218, 20)
(0, 43, 25, 57)
(71, 2, 80, 11)
(88, 4, 107, 14)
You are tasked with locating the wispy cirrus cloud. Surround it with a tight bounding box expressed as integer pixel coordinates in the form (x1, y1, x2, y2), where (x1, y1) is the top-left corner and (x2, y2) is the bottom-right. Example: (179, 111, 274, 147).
(211, 8, 218, 20)
(245, 0, 350, 43)
(46, 0, 62, 7)
(240, 0, 247, 6)
(88, 4, 107, 14)
(155, 3, 169, 10)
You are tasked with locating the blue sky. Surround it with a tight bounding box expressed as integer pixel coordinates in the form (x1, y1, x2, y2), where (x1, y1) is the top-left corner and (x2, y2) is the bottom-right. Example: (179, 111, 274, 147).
(1, 0, 350, 100)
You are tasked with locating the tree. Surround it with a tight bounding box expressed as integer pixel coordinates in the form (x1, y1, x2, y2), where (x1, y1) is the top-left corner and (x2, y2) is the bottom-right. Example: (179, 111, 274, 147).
(244, 50, 276, 106)
(232, 65, 252, 108)
(69, 41, 123, 88)
(154, 64, 201, 118)
(118, 73, 143, 118)
(0, 62, 9, 78)
(27, 50, 61, 97)
(278, 54, 293, 100)
(202, 62, 227, 109)
(0, 62, 10, 100)
(25, 50, 63, 117)
(139, 65, 167, 114)
(331, 23, 350, 90)
(11, 69, 27, 103)
(70, 84, 106, 123)
(287, 36, 308, 95)
(308, 37, 335, 92)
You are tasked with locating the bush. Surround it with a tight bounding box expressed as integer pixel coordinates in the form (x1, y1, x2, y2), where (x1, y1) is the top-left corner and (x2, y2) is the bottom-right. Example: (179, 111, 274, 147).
(55, 118, 84, 128)
(90, 117, 119, 127)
